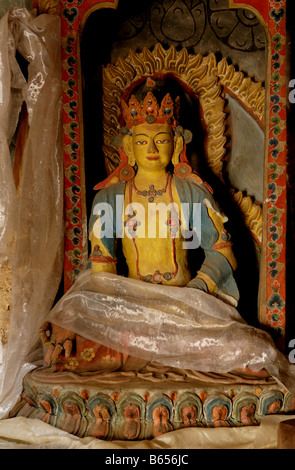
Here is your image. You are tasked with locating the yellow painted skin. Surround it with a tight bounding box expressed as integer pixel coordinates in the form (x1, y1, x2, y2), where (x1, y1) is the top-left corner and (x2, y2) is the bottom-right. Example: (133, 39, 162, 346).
(90, 122, 192, 286)
(90, 180, 192, 286)
(122, 178, 192, 286)
(90, 122, 237, 290)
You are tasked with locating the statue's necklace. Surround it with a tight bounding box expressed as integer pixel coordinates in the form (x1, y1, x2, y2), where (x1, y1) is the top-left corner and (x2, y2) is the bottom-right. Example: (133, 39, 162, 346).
(132, 173, 170, 203)
(127, 173, 179, 284)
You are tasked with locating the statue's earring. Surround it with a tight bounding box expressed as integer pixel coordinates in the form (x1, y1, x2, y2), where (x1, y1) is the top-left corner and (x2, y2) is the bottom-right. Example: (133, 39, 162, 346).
(172, 128, 193, 178)
(113, 133, 136, 181)
(118, 147, 135, 182)
(174, 151, 192, 178)
(93, 131, 135, 190)
(119, 162, 135, 181)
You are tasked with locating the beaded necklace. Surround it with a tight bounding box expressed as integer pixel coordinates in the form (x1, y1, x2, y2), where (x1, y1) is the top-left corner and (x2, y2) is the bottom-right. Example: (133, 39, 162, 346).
(126, 173, 179, 284)
(132, 173, 170, 202)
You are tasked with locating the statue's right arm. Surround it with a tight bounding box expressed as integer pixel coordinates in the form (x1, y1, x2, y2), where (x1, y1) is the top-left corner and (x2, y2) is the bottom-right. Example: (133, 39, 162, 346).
(40, 227, 117, 365)
(41, 187, 119, 364)
(88, 226, 117, 274)
(88, 186, 119, 274)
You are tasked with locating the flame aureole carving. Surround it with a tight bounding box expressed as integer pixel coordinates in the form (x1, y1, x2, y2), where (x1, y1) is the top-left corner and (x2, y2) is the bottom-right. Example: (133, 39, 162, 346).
(217, 57, 265, 124)
(102, 44, 226, 176)
(231, 190, 262, 246)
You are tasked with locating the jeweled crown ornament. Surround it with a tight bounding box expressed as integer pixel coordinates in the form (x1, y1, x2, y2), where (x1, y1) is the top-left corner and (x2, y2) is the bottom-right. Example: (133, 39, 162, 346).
(121, 91, 180, 129)
(94, 79, 212, 192)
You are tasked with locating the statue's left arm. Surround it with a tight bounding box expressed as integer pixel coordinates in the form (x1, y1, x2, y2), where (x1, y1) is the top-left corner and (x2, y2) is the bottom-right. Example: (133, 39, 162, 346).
(185, 181, 239, 307)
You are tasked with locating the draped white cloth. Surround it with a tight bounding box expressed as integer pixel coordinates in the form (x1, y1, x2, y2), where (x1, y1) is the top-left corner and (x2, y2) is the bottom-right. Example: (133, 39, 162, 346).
(0, 8, 63, 418)
(0, 414, 292, 449)
(48, 269, 295, 394)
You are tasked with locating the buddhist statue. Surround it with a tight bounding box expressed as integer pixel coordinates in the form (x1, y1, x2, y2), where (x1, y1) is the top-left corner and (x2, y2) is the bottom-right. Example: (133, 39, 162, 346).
(10, 79, 295, 439)
(4, 0, 295, 445)
(40, 83, 240, 372)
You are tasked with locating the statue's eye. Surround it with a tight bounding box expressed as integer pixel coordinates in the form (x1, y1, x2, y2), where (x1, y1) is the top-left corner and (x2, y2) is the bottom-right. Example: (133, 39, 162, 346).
(135, 140, 147, 145)
(155, 139, 170, 144)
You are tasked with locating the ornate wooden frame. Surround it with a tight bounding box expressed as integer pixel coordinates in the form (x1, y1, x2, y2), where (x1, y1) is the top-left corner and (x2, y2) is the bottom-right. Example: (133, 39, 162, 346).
(34, 0, 287, 349)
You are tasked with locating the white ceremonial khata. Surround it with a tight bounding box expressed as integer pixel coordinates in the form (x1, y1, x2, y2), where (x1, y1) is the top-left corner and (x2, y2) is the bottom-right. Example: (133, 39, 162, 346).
(48, 269, 295, 393)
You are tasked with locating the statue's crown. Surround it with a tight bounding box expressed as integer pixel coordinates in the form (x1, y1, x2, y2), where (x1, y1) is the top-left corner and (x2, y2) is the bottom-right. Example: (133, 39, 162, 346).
(121, 91, 180, 129)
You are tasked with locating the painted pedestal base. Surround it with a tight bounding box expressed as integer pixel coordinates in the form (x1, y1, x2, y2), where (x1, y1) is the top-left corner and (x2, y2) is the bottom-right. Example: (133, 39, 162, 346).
(9, 366, 295, 441)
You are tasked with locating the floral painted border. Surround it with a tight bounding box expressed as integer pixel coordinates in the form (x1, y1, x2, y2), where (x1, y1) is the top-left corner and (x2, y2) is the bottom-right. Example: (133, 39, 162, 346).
(266, 8, 287, 348)
(61, 0, 83, 291)
(60, 0, 288, 347)
(231, 0, 287, 348)
(61, 0, 117, 291)
(266, 0, 287, 349)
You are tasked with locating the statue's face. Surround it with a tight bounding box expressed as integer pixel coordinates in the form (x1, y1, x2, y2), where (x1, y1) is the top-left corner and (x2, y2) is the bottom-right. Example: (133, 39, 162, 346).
(131, 122, 174, 171)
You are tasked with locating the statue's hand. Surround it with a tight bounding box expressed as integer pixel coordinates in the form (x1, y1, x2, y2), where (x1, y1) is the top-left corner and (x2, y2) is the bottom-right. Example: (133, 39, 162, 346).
(186, 277, 208, 292)
(40, 322, 76, 365)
